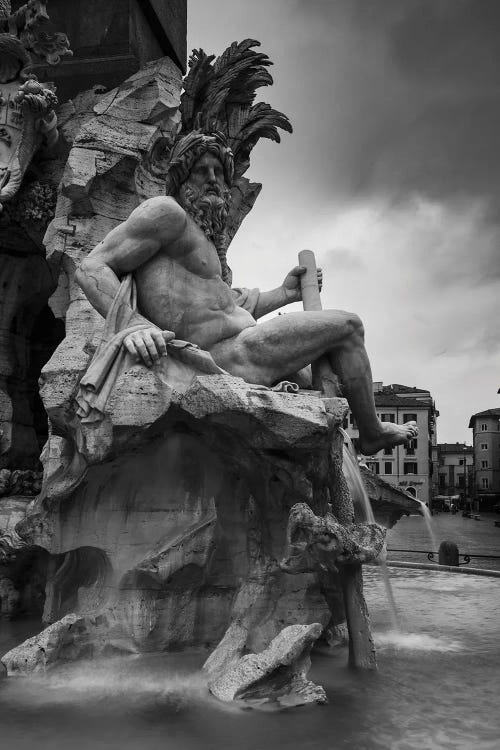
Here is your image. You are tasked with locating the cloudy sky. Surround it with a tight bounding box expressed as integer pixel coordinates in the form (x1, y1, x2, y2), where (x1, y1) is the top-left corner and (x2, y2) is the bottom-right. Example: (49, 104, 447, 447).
(188, 0, 500, 443)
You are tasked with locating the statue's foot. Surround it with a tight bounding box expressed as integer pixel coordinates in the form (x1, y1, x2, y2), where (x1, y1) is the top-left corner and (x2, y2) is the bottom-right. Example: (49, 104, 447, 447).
(358, 421, 418, 455)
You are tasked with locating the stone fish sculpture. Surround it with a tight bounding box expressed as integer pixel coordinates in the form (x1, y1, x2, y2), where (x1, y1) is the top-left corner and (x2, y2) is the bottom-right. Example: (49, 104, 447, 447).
(1, 39, 416, 707)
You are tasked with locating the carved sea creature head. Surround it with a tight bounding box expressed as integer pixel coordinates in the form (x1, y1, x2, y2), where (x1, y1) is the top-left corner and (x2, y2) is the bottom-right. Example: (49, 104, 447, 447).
(0, 34, 30, 82)
(281, 503, 344, 574)
(280, 502, 387, 574)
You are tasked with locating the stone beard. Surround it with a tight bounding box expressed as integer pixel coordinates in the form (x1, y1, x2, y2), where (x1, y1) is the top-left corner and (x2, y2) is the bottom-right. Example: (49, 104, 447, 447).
(177, 180, 232, 284)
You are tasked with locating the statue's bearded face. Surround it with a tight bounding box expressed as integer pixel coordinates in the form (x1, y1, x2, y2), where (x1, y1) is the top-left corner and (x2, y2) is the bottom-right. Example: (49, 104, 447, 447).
(177, 152, 231, 241)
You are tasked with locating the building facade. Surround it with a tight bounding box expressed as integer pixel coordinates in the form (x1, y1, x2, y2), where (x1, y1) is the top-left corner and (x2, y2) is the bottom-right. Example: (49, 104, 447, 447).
(435, 443, 474, 502)
(468, 408, 500, 509)
(344, 382, 438, 505)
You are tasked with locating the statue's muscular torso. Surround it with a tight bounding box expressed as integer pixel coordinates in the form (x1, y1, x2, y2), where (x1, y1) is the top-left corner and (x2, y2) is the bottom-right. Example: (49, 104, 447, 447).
(79, 196, 256, 352)
(134, 212, 256, 349)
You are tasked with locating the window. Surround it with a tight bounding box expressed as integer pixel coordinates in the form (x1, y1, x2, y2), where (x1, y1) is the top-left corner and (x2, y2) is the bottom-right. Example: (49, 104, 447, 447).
(381, 413, 395, 423)
(458, 459, 464, 466)
(439, 474, 446, 488)
(403, 413, 417, 423)
(404, 462, 418, 475)
(384, 447, 393, 456)
(406, 439, 418, 456)
(384, 462, 393, 475)
(366, 461, 380, 474)
(481, 443, 488, 450)
(481, 478, 489, 489)
(481, 423, 488, 431)
(481, 460, 488, 469)
(458, 475, 465, 488)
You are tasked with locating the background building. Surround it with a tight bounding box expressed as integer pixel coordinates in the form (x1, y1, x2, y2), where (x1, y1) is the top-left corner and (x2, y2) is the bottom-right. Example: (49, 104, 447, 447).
(469, 408, 500, 509)
(435, 443, 474, 504)
(344, 382, 438, 504)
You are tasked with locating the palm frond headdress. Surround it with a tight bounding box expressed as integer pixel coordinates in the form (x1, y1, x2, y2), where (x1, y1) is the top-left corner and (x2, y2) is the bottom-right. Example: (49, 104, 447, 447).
(163, 39, 292, 284)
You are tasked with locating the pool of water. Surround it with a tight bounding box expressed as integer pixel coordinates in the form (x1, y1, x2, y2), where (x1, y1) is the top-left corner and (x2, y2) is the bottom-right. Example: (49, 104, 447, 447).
(1, 567, 499, 750)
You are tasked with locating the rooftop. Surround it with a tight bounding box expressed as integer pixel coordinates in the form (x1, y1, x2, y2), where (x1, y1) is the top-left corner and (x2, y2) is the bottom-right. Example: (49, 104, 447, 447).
(374, 393, 433, 408)
(468, 408, 500, 427)
(381, 383, 431, 395)
(438, 442, 473, 453)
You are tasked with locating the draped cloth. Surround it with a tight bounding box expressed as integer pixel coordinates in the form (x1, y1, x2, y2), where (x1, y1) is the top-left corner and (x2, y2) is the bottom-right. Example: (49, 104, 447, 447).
(75, 275, 300, 423)
(75, 274, 227, 424)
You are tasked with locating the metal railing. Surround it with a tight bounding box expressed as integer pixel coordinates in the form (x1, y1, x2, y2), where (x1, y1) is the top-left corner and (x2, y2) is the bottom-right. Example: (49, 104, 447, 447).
(387, 548, 500, 567)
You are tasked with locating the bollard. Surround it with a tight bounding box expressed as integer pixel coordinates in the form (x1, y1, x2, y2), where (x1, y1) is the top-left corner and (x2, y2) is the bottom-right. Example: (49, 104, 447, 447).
(438, 541, 459, 567)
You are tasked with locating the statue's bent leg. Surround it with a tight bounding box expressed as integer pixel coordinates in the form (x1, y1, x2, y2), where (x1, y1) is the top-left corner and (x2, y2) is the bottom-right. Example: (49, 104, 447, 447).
(210, 310, 417, 453)
(210, 310, 360, 384)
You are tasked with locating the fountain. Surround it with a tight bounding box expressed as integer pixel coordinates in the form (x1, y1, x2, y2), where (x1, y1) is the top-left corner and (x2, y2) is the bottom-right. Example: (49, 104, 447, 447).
(1, 10, 498, 749)
(0, 30, 425, 706)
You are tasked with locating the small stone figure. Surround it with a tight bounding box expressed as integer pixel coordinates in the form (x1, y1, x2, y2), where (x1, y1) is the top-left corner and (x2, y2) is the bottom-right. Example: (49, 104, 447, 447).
(0, 0, 71, 210)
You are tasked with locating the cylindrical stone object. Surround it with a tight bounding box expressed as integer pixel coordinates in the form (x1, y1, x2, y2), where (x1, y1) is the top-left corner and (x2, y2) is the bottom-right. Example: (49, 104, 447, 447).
(298, 249, 322, 311)
(438, 540, 459, 566)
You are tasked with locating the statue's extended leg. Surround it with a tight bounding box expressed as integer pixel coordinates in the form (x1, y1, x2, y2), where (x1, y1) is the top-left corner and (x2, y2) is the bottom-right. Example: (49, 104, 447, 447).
(210, 310, 417, 453)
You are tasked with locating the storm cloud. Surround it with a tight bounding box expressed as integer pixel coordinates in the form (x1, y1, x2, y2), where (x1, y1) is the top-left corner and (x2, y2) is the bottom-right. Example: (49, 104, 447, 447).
(188, 0, 500, 441)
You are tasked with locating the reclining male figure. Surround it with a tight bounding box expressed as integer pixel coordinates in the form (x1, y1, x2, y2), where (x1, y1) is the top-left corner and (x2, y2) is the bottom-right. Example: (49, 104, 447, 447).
(76, 133, 417, 455)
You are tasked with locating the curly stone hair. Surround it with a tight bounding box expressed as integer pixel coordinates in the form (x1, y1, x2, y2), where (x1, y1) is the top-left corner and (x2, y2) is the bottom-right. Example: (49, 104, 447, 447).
(164, 130, 234, 198)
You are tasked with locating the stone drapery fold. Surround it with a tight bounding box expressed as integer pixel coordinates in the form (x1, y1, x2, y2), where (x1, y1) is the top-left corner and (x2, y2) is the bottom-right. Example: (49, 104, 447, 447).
(75, 274, 226, 423)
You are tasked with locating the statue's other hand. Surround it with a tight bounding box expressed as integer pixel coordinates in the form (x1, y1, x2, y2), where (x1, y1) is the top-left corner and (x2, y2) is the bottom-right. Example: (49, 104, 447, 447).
(123, 327, 175, 367)
(282, 265, 306, 302)
(282, 265, 323, 302)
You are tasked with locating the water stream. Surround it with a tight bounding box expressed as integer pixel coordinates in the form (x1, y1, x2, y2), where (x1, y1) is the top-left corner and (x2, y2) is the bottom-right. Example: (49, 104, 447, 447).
(340, 428, 402, 632)
(415, 498, 438, 553)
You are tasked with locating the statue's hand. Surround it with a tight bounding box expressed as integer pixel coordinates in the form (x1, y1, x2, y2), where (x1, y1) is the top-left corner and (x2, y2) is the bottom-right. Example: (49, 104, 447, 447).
(282, 265, 323, 302)
(123, 328, 175, 367)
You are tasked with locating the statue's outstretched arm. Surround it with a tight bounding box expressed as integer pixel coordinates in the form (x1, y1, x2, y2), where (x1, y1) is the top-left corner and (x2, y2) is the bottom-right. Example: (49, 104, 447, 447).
(76, 197, 186, 366)
(76, 196, 186, 318)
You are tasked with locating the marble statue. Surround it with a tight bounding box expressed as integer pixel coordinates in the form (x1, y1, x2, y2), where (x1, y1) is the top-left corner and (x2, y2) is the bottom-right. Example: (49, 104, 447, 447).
(0, 40, 423, 704)
(75, 130, 418, 455)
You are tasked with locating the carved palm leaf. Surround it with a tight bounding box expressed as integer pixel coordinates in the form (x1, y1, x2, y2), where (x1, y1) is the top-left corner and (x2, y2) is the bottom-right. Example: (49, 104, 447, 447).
(181, 48, 215, 131)
(178, 39, 293, 249)
(180, 39, 291, 176)
(231, 102, 293, 179)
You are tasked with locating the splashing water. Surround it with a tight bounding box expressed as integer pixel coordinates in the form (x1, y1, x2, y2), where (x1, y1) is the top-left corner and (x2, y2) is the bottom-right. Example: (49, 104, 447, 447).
(375, 631, 464, 653)
(339, 428, 401, 631)
(339, 428, 374, 523)
(2, 654, 212, 712)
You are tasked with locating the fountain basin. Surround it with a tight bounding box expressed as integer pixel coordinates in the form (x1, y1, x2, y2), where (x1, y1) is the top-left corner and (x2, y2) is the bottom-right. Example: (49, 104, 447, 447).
(1, 565, 498, 750)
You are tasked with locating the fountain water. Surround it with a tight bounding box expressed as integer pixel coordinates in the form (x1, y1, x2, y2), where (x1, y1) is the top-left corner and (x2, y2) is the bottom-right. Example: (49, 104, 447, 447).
(2, 567, 499, 749)
(339, 428, 402, 632)
(415, 498, 438, 553)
